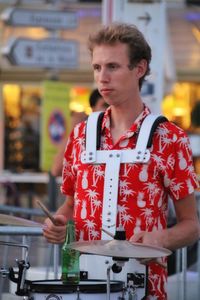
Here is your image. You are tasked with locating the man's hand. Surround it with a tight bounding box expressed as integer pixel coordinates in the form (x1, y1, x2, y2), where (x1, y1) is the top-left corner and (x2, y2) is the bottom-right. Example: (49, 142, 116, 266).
(129, 230, 166, 248)
(129, 230, 168, 268)
(43, 214, 67, 244)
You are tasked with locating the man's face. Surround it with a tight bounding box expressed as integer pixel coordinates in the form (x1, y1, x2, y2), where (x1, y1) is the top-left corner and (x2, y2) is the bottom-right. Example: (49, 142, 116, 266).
(91, 43, 142, 106)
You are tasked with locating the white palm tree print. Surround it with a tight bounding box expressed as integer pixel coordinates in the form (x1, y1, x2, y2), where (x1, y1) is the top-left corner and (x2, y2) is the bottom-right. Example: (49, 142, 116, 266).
(92, 165, 104, 186)
(141, 207, 154, 227)
(91, 198, 102, 217)
(171, 181, 184, 198)
(144, 182, 160, 205)
(118, 204, 129, 224)
(85, 189, 99, 216)
(83, 219, 96, 240)
(90, 229, 100, 240)
(179, 136, 191, 157)
(119, 179, 130, 195)
(121, 213, 134, 226)
(74, 198, 81, 217)
(121, 187, 135, 201)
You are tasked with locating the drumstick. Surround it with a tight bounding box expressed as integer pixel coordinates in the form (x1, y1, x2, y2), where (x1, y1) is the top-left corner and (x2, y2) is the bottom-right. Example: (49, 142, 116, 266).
(101, 227, 114, 238)
(36, 200, 58, 225)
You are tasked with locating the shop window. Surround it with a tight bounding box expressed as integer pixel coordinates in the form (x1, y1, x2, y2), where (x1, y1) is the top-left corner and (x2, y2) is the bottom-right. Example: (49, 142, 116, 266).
(3, 84, 41, 172)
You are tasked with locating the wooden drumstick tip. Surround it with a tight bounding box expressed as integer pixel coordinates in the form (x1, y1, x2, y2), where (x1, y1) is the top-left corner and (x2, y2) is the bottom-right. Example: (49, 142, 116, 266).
(36, 199, 58, 225)
(101, 227, 114, 238)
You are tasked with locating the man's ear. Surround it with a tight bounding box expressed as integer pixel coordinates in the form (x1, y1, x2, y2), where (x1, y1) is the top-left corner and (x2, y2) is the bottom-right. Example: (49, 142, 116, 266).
(135, 59, 148, 79)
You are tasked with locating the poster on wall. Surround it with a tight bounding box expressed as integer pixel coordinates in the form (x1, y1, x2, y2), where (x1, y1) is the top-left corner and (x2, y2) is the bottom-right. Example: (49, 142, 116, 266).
(40, 80, 71, 172)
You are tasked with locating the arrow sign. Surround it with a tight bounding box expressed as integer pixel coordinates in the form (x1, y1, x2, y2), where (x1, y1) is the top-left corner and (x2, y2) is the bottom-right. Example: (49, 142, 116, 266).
(2, 38, 78, 69)
(1, 7, 78, 30)
(138, 12, 151, 25)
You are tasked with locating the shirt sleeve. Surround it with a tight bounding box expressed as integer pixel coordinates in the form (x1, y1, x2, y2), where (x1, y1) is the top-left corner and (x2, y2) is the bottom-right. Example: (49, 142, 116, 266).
(163, 123, 199, 201)
(60, 121, 86, 196)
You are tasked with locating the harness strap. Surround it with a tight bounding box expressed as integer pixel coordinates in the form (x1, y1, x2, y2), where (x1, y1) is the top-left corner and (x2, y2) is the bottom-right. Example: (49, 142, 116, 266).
(85, 111, 103, 163)
(82, 112, 168, 239)
(135, 114, 167, 159)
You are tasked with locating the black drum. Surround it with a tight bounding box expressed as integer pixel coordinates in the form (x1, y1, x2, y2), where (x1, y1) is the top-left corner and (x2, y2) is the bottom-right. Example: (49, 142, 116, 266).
(27, 279, 124, 300)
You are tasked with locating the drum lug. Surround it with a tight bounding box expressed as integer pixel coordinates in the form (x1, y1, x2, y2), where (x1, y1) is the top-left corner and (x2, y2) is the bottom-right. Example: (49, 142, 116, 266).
(118, 285, 127, 300)
(8, 259, 30, 296)
(127, 272, 145, 289)
(80, 270, 88, 280)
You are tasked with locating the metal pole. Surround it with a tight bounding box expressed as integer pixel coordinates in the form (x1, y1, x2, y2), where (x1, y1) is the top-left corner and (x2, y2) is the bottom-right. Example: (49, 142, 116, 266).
(106, 265, 111, 300)
(198, 239, 200, 299)
(48, 172, 58, 212)
(0, 226, 43, 236)
(175, 248, 181, 300)
(181, 247, 187, 300)
(196, 192, 200, 299)
(53, 244, 59, 279)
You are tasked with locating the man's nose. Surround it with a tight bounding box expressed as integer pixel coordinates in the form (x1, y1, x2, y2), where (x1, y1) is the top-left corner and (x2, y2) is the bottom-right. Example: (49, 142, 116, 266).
(99, 67, 109, 82)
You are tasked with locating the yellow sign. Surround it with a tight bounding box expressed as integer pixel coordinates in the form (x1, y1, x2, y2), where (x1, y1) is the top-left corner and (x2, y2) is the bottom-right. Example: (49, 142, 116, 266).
(40, 80, 71, 171)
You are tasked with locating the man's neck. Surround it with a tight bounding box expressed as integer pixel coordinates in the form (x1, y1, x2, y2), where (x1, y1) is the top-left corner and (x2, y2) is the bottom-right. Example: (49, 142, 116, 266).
(110, 101, 144, 144)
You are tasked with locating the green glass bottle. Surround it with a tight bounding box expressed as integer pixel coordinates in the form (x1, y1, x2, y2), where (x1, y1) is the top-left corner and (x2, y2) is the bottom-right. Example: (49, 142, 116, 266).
(61, 219, 80, 284)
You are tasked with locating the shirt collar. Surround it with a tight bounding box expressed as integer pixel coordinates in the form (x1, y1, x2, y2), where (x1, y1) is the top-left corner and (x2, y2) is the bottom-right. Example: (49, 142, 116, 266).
(101, 104, 151, 138)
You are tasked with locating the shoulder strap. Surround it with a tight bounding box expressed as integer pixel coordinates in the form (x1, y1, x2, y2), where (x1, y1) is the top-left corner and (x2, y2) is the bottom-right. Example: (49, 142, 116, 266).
(85, 112, 168, 160)
(85, 111, 104, 162)
(146, 115, 168, 147)
(135, 114, 168, 155)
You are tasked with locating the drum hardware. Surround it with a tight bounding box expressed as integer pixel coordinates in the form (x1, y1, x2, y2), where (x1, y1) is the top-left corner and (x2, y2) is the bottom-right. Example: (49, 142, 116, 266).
(127, 286, 137, 300)
(9, 258, 30, 296)
(0, 241, 30, 296)
(70, 228, 171, 299)
(126, 268, 148, 300)
(106, 264, 126, 300)
(80, 270, 88, 280)
(76, 286, 81, 300)
(24, 279, 125, 299)
(127, 272, 145, 289)
(0, 267, 10, 278)
(106, 265, 111, 300)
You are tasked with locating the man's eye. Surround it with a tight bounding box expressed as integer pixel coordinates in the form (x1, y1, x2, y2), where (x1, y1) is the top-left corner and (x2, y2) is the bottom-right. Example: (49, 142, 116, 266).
(108, 64, 118, 70)
(93, 65, 100, 71)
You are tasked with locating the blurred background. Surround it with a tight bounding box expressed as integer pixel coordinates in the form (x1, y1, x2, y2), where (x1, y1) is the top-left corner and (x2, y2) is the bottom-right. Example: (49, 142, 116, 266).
(0, 0, 200, 299)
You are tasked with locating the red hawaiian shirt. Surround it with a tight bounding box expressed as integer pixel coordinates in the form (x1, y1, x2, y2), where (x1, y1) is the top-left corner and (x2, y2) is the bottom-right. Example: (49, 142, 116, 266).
(61, 105, 199, 299)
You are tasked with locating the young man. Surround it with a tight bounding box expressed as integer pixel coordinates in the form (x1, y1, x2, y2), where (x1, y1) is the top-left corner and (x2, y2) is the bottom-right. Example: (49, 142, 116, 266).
(43, 23, 199, 299)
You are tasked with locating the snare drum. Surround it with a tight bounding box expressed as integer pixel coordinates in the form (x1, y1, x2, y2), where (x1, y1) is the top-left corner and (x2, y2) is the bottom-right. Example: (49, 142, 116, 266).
(27, 279, 124, 300)
(80, 254, 147, 299)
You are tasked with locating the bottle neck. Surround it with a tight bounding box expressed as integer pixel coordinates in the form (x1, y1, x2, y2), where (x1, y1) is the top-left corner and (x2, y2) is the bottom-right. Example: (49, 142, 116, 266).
(65, 220, 76, 244)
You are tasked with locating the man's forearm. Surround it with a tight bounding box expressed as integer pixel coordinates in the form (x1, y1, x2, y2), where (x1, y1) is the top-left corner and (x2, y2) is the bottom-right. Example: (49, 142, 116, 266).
(55, 196, 74, 220)
(164, 219, 200, 251)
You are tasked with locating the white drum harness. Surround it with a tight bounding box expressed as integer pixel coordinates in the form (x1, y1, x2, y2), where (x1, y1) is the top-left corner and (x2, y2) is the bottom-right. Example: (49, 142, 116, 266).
(81, 111, 168, 239)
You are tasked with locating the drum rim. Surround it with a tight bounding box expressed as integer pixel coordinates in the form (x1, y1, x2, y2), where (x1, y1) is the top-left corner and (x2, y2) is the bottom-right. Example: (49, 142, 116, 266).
(28, 279, 124, 294)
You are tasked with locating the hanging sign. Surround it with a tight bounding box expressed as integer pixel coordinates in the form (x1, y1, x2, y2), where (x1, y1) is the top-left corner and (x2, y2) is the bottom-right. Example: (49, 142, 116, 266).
(2, 38, 78, 69)
(1, 7, 78, 30)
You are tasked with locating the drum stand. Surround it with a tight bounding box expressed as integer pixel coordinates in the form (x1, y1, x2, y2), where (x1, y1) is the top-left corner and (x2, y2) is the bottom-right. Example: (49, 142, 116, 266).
(106, 265, 111, 300)
(106, 261, 127, 300)
(0, 241, 30, 296)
